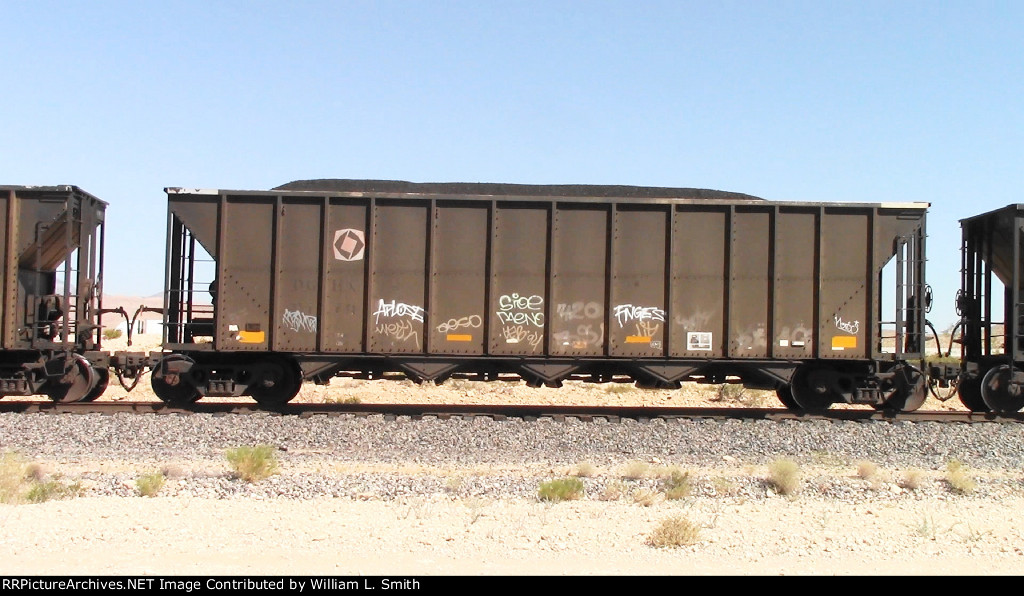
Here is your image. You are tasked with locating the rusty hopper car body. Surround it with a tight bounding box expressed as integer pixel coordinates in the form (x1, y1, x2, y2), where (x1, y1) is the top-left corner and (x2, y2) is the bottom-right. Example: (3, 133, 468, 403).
(957, 204, 1024, 413)
(154, 180, 929, 411)
(0, 185, 108, 401)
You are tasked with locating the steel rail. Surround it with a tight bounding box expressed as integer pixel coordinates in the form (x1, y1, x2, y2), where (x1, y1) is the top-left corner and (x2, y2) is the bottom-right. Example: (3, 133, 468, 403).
(0, 401, 1019, 423)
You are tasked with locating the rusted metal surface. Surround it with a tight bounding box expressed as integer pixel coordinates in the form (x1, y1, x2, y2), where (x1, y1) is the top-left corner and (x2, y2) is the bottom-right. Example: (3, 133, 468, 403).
(159, 180, 930, 409)
(957, 204, 1024, 413)
(0, 186, 108, 400)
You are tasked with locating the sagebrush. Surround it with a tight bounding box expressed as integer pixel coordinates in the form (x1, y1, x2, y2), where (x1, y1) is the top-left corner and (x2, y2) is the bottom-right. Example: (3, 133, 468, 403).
(945, 459, 976, 495)
(1, 452, 81, 504)
(538, 477, 584, 502)
(647, 515, 702, 548)
(622, 460, 649, 480)
(225, 445, 280, 482)
(768, 458, 801, 496)
(660, 468, 693, 500)
(136, 472, 166, 497)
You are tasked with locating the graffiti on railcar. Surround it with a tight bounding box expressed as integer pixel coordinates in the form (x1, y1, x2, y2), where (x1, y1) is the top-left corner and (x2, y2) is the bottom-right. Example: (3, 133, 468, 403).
(282, 309, 318, 333)
(612, 304, 665, 328)
(373, 299, 425, 324)
(502, 325, 543, 350)
(556, 301, 602, 322)
(497, 293, 544, 327)
(373, 298, 424, 347)
(436, 315, 483, 334)
(834, 315, 860, 335)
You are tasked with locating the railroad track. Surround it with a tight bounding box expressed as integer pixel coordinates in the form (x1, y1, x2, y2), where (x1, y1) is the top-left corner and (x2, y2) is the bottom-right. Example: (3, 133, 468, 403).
(0, 401, 1020, 423)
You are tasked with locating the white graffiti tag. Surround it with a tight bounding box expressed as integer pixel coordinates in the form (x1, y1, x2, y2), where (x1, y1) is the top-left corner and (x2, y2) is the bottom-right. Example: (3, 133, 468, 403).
(497, 293, 544, 327)
(436, 315, 483, 333)
(282, 309, 318, 333)
(553, 323, 605, 349)
(376, 320, 419, 345)
(834, 315, 860, 335)
(613, 304, 666, 328)
(373, 299, 425, 324)
(503, 325, 543, 349)
(634, 320, 660, 338)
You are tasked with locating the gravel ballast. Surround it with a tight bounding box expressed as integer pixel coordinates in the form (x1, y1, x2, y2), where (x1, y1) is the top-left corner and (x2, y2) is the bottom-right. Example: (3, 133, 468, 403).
(1, 410, 1024, 575)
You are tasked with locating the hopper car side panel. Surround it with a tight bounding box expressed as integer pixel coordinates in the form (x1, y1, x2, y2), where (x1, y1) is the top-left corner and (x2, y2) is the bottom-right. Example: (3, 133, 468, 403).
(158, 184, 928, 410)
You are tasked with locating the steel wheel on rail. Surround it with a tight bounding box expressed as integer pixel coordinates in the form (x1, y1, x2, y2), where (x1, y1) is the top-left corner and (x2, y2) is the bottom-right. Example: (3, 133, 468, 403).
(980, 365, 1024, 414)
(957, 374, 990, 412)
(878, 370, 928, 413)
(248, 358, 302, 407)
(775, 385, 799, 409)
(151, 354, 202, 406)
(46, 355, 99, 403)
(788, 365, 839, 412)
(81, 367, 110, 402)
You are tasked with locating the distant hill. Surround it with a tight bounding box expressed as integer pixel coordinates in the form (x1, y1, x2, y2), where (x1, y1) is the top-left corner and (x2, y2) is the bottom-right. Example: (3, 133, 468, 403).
(99, 294, 164, 327)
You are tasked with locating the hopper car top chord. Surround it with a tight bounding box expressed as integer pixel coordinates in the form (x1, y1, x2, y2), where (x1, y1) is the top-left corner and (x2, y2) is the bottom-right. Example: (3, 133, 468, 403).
(1, 180, 1020, 415)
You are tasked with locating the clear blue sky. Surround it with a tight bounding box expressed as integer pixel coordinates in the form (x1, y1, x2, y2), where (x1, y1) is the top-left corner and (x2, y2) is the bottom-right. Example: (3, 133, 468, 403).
(3, 0, 1023, 330)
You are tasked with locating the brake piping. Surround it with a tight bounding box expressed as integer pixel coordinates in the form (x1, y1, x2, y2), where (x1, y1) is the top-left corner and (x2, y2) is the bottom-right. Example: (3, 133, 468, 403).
(925, 319, 959, 401)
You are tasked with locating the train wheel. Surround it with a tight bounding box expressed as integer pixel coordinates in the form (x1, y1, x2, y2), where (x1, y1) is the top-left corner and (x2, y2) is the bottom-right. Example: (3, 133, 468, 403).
(152, 355, 201, 406)
(879, 373, 928, 413)
(957, 375, 989, 412)
(249, 358, 302, 406)
(46, 355, 98, 403)
(81, 367, 110, 402)
(789, 366, 837, 412)
(981, 365, 1024, 414)
(775, 385, 799, 409)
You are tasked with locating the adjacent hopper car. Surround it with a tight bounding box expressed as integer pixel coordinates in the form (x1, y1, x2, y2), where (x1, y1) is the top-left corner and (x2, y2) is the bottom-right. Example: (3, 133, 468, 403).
(0, 185, 109, 402)
(957, 204, 1024, 413)
(1, 180, 1014, 413)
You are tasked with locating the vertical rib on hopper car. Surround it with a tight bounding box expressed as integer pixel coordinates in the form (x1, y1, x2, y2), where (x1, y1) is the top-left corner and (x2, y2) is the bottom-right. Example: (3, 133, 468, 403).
(155, 181, 929, 411)
(0, 185, 108, 402)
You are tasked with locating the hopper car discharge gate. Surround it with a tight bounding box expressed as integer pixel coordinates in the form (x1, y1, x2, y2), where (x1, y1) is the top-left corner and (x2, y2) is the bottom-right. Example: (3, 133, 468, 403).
(147, 181, 938, 412)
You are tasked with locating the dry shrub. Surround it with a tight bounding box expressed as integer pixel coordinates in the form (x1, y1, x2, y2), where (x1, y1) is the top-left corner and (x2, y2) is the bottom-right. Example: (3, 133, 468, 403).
(711, 476, 738, 496)
(27, 478, 82, 503)
(538, 477, 584, 502)
(1, 452, 80, 504)
(226, 445, 280, 483)
(622, 460, 650, 480)
(632, 488, 663, 507)
(600, 481, 629, 501)
(574, 462, 597, 478)
(0, 452, 27, 503)
(603, 383, 635, 394)
(900, 469, 925, 491)
(945, 459, 976, 495)
(856, 460, 879, 480)
(768, 458, 801, 496)
(647, 515, 701, 548)
(136, 472, 166, 497)
(660, 468, 693, 500)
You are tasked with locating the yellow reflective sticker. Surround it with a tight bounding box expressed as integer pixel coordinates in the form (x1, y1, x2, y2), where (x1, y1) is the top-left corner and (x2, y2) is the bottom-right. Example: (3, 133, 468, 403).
(831, 335, 857, 349)
(625, 336, 652, 343)
(237, 330, 266, 343)
(446, 334, 472, 342)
